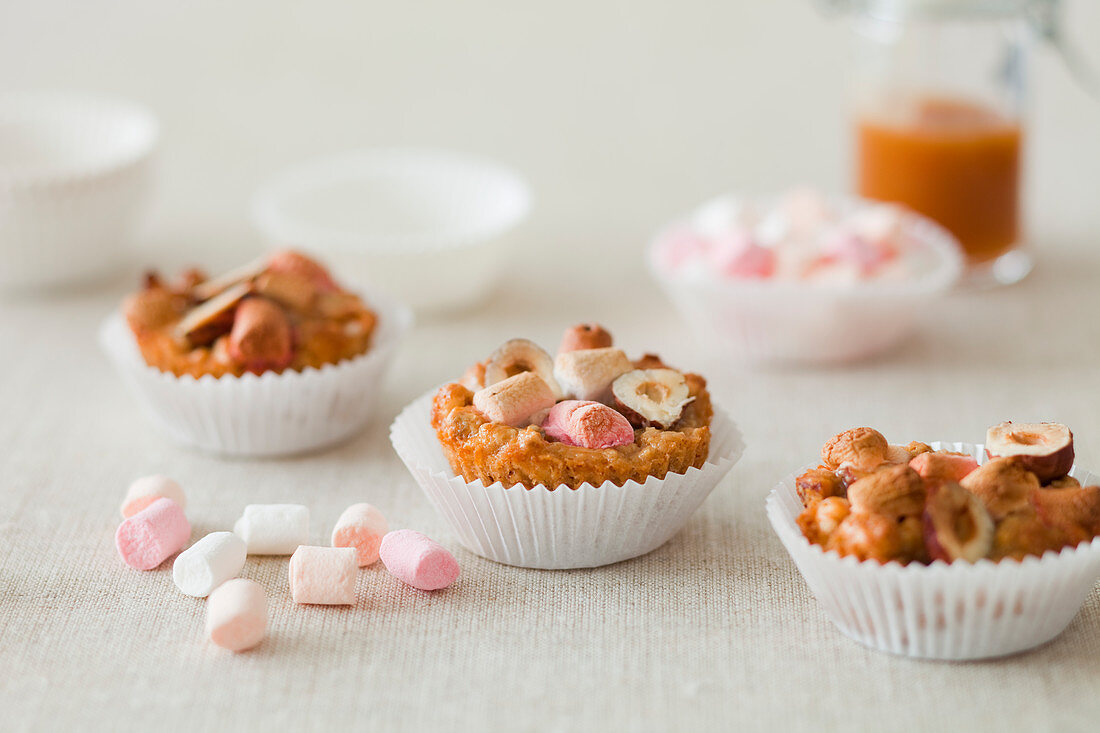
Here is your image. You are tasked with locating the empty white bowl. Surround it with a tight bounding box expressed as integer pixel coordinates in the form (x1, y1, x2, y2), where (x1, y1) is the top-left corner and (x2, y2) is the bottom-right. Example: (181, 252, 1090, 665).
(251, 149, 531, 312)
(0, 92, 158, 292)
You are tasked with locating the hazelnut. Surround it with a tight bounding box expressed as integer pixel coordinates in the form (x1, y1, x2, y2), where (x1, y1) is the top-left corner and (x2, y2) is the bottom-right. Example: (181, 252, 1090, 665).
(484, 339, 562, 398)
(959, 457, 1040, 520)
(827, 511, 926, 565)
(795, 468, 846, 507)
(990, 509, 1072, 562)
(909, 452, 979, 484)
(610, 368, 694, 429)
(227, 297, 294, 373)
(558, 323, 613, 354)
(797, 496, 850, 546)
(1030, 485, 1100, 541)
(985, 421, 1074, 484)
(846, 464, 926, 519)
(821, 428, 889, 472)
(922, 481, 994, 563)
(266, 250, 337, 291)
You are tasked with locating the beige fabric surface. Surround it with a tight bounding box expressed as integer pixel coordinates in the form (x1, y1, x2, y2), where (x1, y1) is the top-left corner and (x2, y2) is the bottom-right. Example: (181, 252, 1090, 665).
(3, 248, 1100, 732)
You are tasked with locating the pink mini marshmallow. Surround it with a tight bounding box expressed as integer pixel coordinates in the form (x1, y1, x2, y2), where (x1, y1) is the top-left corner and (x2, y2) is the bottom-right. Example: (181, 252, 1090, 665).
(823, 231, 894, 274)
(289, 546, 358, 605)
(379, 530, 459, 591)
(115, 497, 191, 570)
(120, 474, 186, 519)
(331, 503, 389, 567)
(541, 400, 635, 449)
(206, 578, 267, 652)
(721, 241, 776, 279)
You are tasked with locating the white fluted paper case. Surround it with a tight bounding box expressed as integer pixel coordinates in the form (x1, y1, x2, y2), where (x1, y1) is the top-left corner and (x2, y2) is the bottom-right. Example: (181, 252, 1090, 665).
(100, 288, 412, 457)
(767, 441, 1100, 660)
(390, 390, 744, 569)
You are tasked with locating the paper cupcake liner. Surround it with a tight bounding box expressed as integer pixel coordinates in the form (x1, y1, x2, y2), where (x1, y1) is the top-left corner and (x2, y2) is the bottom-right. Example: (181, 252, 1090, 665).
(389, 389, 744, 569)
(100, 287, 412, 457)
(766, 441, 1100, 660)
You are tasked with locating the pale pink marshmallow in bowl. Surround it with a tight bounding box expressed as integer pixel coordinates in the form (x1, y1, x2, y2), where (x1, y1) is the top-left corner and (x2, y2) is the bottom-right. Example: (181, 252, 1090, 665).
(289, 545, 358, 605)
(115, 497, 190, 570)
(206, 578, 267, 652)
(120, 475, 186, 519)
(331, 503, 389, 566)
(541, 400, 635, 449)
(379, 529, 459, 591)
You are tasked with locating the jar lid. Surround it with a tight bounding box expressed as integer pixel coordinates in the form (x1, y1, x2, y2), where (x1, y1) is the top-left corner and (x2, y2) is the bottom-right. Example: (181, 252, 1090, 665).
(824, 0, 1042, 20)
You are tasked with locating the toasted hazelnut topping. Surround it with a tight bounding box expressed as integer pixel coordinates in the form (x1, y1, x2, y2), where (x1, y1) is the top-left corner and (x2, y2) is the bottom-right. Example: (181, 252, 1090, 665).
(611, 368, 694, 429)
(255, 270, 319, 312)
(795, 468, 846, 507)
(227, 297, 294, 373)
(484, 339, 562, 398)
(558, 323, 613, 354)
(986, 421, 1074, 483)
(909, 452, 979, 484)
(553, 347, 633, 402)
(797, 496, 850, 546)
(472, 371, 557, 428)
(846, 464, 926, 519)
(923, 481, 994, 563)
(821, 428, 889, 472)
(124, 288, 184, 334)
(1031, 485, 1100, 539)
(174, 282, 251, 347)
(633, 353, 667, 369)
(827, 511, 926, 565)
(267, 250, 338, 291)
(959, 457, 1040, 520)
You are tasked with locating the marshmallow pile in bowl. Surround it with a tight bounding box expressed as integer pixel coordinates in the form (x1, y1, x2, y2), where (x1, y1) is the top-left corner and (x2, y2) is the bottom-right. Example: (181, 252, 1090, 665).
(648, 189, 964, 365)
(0, 92, 158, 293)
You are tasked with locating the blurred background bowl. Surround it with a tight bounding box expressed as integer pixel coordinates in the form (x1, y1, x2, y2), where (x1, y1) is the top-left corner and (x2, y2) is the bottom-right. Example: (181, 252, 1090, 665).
(648, 194, 965, 366)
(0, 91, 158, 293)
(251, 148, 531, 313)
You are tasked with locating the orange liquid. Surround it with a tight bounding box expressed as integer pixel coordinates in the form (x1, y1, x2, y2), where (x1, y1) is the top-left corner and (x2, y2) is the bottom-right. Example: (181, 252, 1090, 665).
(857, 97, 1021, 264)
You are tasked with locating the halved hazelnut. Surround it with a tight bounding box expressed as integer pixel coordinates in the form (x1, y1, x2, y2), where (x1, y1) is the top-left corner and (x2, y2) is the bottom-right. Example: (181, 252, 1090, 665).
(986, 421, 1074, 483)
(923, 481, 994, 563)
(553, 347, 633, 401)
(558, 323, 613, 354)
(191, 258, 266, 302)
(959, 456, 1040, 520)
(484, 339, 562, 398)
(227, 297, 294, 373)
(846, 464, 925, 519)
(821, 428, 888, 472)
(610, 368, 694, 429)
(174, 282, 251, 347)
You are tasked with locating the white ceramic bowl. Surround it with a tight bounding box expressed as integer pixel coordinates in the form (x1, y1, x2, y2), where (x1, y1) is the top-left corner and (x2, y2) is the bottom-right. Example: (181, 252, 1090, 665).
(0, 92, 158, 292)
(648, 195, 964, 365)
(767, 442, 1100, 660)
(251, 149, 531, 313)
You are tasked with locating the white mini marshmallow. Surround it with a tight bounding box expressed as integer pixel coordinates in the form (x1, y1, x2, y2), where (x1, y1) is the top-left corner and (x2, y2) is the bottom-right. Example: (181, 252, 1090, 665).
(233, 504, 309, 555)
(172, 531, 247, 598)
(553, 347, 633, 402)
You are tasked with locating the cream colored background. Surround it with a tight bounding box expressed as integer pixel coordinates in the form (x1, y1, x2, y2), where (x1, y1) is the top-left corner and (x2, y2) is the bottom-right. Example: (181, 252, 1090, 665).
(3, 1, 1100, 731)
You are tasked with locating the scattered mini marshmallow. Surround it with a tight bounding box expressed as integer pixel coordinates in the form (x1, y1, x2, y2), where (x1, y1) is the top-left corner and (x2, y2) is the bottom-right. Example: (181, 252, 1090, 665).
(541, 400, 635, 449)
(472, 371, 556, 427)
(553, 347, 633, 401)
(115, 498, 191, 570)
(173, 531, 247, 598)
(233, 504, 309, 555)
(120, 475, 186, 519)
(331, 503, 389, 566)
(289, 546, 358, 605)
(379, 530, 460, 591)
(206, 578, 267, 652)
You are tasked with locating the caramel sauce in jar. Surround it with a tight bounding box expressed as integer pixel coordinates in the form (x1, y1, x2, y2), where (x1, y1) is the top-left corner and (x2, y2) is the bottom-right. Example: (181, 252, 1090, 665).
(857, 96, 1021, 264)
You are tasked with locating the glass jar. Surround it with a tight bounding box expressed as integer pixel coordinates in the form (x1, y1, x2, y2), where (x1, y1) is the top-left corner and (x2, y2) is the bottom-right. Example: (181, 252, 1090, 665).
(830, 0, 1039, 286)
